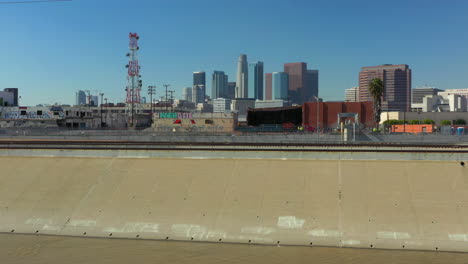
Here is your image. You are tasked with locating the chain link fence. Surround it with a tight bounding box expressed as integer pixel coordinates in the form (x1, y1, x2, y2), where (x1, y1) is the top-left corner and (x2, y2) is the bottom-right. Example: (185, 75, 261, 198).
(0, 127, 467, 145)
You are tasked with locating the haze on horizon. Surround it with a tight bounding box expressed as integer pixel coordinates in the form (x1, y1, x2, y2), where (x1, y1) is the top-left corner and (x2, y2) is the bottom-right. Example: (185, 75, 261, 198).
(0, 0, 467, 106)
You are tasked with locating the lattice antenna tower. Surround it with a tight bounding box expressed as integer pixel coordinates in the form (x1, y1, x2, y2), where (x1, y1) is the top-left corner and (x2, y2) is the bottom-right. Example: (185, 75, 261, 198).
(125, 33, 142, 103)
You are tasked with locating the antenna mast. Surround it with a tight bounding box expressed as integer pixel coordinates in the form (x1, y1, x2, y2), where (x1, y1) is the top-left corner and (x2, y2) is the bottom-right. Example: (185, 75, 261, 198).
(125, 32, 142, 127)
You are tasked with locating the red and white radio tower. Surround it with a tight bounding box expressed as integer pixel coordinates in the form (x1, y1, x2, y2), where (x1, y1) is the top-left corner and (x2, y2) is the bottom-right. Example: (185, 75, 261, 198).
(125, 33, 142, 104)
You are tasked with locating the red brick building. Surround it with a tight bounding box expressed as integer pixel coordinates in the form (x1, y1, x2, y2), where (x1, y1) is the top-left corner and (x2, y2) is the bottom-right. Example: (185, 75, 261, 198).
(303, 102, 374, 129)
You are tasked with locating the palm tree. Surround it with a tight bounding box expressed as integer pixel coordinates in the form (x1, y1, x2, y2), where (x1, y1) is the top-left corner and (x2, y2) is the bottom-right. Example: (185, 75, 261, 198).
(368, 78, 384, 125)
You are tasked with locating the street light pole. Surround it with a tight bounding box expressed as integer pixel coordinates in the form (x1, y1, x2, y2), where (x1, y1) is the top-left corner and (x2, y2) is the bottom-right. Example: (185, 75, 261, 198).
(99, 93, 104, 128)
(104, 98, 108, 127)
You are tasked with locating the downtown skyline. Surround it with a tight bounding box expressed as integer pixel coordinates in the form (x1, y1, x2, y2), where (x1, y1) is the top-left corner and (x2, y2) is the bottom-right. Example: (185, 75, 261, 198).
(0, 0, 467, 106)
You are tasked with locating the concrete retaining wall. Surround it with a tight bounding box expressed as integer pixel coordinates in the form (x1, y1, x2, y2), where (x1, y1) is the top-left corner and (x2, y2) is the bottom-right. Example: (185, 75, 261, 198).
(0, 151, 467, 252)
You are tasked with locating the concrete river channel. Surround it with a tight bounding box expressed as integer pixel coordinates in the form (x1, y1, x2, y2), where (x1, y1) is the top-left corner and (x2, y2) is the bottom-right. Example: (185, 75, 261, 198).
(0, 139, 467, 263)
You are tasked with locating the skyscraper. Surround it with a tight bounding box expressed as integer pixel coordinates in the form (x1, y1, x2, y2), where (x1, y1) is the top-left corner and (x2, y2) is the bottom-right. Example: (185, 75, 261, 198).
(183, 87, 193, 102)
(235, 54, 248, 98)
(227, 82, 236, 100)
(193, 71, 206, 86)
(91, 95, 99, 106)
(272, 72, 289, 100)
(192, 85, 206, 104)
(359, 64, 412, 112)
(4, 88, 18, 106)
(248, 61, 264, 100)
(306, 70, 319, 100)
(283, 63, 319, 104)
(212, 71, 228, 99)
(284, 62, 307, 104)
(75, 90, 87, 105)
(0, 90, 14, 106)
(265, 73, 272, 100)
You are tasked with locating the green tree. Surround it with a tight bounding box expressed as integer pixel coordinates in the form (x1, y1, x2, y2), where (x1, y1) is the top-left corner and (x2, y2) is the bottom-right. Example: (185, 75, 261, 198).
(409, 120, 420, 124)
(368, 78, 384, 125)
(454, 119, 466, 125)
(440, 120, 451, 126)
(383, 120, 406, 125)
(422, 119, 435, 124)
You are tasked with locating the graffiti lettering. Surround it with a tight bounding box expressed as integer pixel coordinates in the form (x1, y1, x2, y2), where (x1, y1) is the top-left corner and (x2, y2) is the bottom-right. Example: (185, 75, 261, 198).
(2, 111, 64, 119)
(157, 113, 193, 119)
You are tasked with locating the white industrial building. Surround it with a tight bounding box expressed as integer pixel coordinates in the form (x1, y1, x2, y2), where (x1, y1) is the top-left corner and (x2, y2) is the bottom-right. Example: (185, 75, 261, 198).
(254, 100, 286, 109)
(412, 93, 466, 112)
(438, 89, 468, 111)
(213, 98, 231, 113)
(344, 87, 359, 102)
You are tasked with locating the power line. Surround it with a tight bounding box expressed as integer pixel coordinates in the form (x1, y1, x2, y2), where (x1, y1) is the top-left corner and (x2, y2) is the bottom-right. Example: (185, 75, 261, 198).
(0, 0, 72, 4)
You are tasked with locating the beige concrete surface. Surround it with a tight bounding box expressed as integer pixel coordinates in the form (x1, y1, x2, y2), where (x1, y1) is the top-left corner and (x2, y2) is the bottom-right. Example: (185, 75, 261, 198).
(0, 156, 467, 252)
(1, 234, 467, 264)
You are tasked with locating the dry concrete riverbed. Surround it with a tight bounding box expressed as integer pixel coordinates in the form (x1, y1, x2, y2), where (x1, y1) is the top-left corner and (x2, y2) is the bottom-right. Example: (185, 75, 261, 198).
(1, 234, 467, 264)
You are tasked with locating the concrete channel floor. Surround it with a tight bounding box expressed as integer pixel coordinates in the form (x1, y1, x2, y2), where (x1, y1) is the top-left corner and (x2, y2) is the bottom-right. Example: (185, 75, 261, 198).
(1, 234, 467, 264)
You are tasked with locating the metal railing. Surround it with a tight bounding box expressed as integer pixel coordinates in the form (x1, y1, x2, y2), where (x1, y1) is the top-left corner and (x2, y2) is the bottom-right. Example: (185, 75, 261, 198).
(0, 127, 467, 145)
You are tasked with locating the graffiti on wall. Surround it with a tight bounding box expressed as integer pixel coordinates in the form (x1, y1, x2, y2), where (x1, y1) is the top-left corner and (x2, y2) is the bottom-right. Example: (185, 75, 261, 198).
(156, 112, 193, 119)
(2, 110, 64, 119)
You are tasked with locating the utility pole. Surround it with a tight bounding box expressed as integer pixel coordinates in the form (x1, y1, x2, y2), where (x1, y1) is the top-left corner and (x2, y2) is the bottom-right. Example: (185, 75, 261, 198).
(169, 90, 175, 112)
(313, 96, 320, 141)
(148, 85, 156, 115)
(99, 93, 104, 127)
(163, 84, 170, 112)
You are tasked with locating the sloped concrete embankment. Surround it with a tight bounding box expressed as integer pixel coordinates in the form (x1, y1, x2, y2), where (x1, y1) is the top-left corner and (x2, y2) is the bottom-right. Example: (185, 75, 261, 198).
(0, 154, 467, 252)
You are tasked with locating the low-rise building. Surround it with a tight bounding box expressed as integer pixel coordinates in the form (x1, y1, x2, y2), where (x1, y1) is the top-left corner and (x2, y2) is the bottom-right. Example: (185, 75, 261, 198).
(412, 93, 466, 112)
(344, 87, 359, 102)
(438, 89, 468, 111)
(231, 98, 256, 121)
(411, 87, 443, 106)
(213, 98, 231, 113)
(380, 111, 468, 126)
(255, 100, 286, 109)
(197, 103, 213, 113)
(151, 112, 237, 133)
(303, 102, 374, 129)
(0, 105, 66, 128)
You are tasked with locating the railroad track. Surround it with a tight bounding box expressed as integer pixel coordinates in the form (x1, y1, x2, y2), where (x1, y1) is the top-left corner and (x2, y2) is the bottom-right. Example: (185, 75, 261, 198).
(0, 139, 467, 153)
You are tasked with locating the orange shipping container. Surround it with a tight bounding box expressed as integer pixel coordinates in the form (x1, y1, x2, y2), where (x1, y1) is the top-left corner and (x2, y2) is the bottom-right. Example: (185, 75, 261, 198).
(391, 124, 434, 134)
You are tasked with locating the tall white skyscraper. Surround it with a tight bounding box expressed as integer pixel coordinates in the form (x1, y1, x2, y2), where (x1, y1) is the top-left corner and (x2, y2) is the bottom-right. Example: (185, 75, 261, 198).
(235, 54, 248, 98)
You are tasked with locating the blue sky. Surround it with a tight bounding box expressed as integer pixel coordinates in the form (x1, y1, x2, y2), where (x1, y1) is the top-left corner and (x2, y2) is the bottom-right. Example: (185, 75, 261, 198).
(1, 0, 467, 105)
